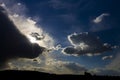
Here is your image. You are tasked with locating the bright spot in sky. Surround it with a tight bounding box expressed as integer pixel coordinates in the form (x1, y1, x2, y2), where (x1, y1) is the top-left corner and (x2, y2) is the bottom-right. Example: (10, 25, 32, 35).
(17, 3, 21, 6)
(29, 36, 37, 43)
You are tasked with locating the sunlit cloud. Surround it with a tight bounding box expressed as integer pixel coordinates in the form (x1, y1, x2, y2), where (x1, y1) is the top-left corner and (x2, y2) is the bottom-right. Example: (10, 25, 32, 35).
(62, 32, 114, 56)
(0, 1, 55, 69)
(0, 2, 55, 50)
(8, 57, 87, 74)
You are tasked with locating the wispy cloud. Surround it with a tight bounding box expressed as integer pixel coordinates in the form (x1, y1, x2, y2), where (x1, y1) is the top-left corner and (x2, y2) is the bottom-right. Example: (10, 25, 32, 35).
(90, 13, 111, 32)
(89, 52, 120, 76)
(48, 0, 73, 9)
(8, 57, 87, 74)
(89, 68, 120, 76)
(59, 14, 77, 24)
(106, 52, 120, 70)
(48, 0, 94, 12)
(102, 55, 113, 60)
(93, 13, 110, 23)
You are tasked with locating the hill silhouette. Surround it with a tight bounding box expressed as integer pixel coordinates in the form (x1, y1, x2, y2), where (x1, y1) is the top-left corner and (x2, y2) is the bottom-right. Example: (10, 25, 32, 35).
(0, 70, 120, 80)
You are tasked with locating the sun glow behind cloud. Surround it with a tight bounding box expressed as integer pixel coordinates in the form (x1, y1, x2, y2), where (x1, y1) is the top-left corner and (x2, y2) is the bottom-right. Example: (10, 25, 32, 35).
(0, 3, 55, 49)
(28, 35, 38, 43)
(1, 0, 120, 76)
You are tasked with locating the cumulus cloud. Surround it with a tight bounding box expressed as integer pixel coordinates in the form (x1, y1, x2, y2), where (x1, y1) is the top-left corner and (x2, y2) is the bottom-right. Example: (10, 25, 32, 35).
(93, 13, 110, 23)
(62, 32, 113, 56)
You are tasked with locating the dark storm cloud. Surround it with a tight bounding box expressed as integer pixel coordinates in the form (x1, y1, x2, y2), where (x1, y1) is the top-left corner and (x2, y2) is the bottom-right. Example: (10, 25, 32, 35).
(62, 32, 113, 56)
(0, 6, 45, 68)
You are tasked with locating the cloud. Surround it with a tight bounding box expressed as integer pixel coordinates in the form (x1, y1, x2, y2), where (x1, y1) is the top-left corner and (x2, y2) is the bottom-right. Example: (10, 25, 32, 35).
(0, 6, 46, 69)
(43, 59, 87, 74)
(9, 14, 55, 49)
(93, 13, 110, 23)
(102, 55, 113, 60)
(8, 57, 87, 74)
(106, 53, 120, 71)
(90, 13, 111, 32)
(0, 1, 55, 69)
(89, 52, 120, 76)
(48, 0, 83, 10)
(89, 68, 120, 76)
(0, 0, 27, 15)
(48, 0, 94, 11)
(11, 2, 55, 49)
(0, 1, 55, 49)
(62, 32, 113, 56)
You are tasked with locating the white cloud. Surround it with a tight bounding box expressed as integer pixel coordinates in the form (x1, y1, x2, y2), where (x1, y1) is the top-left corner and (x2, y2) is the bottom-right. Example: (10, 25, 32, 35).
(90, 13, 111, 32)
(93, 13, 110, 23)
(0, 3, 6, 7)
(102, 55, 113, 60)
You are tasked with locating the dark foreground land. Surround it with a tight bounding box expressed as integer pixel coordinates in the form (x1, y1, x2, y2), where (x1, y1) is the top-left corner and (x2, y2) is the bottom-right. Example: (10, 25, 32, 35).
(0, 70, 120, 80)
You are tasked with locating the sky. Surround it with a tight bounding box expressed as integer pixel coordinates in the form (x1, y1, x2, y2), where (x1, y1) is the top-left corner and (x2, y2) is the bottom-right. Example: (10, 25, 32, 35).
(0, 0, 120, 76)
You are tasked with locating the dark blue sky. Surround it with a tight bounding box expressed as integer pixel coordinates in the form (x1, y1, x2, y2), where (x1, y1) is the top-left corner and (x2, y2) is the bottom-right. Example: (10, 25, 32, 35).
(20, 0, 120, 46)
(2, 0, 118, 75)
(1, 0, 120, 75)
(18, 0, 120, 68)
